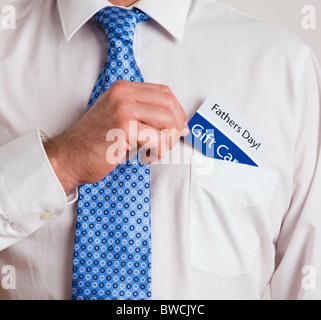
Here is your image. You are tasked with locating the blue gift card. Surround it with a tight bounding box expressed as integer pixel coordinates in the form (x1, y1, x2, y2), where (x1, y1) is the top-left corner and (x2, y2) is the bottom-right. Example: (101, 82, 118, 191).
(184, 94, 270, 167)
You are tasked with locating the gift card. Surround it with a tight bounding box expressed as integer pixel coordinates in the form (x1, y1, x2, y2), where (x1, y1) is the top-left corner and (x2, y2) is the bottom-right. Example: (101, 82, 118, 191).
(184, 94, 270, 167)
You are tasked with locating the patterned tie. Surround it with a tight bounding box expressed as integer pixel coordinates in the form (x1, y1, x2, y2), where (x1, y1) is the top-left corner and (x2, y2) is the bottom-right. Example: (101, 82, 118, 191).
(72, 7, 152, 300)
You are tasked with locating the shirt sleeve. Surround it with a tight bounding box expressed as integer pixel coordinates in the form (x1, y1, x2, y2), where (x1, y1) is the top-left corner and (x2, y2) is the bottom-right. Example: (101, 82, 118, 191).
(0, 128, 77, 251)
(270, 45, 321, 300)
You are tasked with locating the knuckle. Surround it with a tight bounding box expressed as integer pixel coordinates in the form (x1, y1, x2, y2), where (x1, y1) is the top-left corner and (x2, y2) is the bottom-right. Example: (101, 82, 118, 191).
(113, 79, 128, 88)
(109, 80, 129, 98)
(159, 84, 172, 93)
(164, 92, 176, 108)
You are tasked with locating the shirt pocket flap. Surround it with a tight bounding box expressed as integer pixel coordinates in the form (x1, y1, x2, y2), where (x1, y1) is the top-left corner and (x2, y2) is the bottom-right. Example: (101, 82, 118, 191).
(191, 156, 279, 209)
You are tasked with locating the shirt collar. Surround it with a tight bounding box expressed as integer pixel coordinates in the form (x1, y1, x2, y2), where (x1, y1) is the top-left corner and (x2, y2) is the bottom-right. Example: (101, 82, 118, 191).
(57, 0, 191, 42)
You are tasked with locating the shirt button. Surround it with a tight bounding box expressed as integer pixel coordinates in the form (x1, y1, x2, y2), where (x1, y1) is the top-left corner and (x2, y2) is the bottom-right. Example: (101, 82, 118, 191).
(40, 211, 52, 220)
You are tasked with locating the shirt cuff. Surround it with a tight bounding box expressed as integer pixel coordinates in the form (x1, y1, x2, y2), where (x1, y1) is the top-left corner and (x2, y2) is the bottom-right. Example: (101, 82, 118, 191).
(39, 129, 79, 205)
(0, 128, 73, 238)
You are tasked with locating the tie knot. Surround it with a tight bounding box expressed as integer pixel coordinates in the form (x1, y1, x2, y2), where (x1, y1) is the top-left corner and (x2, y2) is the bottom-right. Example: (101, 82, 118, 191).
(94, 7, 150, 45)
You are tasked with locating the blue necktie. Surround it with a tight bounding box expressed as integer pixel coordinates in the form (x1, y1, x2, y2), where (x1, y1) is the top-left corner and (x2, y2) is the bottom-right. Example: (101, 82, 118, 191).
(72, 7, 152, 301)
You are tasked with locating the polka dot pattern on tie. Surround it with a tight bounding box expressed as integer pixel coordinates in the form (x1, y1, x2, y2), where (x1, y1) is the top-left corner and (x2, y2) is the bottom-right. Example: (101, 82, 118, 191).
(72, 7, 152, 300)
(88, 7, 150, 108)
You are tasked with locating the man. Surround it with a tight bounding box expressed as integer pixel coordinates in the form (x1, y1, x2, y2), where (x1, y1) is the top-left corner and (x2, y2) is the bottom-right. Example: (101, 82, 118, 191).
(0, 0, 320, 300)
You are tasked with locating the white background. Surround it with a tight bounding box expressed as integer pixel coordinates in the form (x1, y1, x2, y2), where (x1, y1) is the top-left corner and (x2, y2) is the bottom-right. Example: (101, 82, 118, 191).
(219, 0, 321, 64)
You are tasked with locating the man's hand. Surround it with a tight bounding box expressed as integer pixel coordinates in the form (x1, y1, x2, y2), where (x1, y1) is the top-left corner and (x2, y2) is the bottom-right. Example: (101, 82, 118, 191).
(44, 80, 189, 192)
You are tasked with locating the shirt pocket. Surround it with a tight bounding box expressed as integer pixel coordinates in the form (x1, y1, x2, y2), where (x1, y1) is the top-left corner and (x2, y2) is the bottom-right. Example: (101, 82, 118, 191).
(189, 155, 278, 279)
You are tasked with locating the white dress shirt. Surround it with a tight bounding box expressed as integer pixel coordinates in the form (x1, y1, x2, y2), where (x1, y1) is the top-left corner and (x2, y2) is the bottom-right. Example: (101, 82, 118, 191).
(0, 0, 320, 300)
